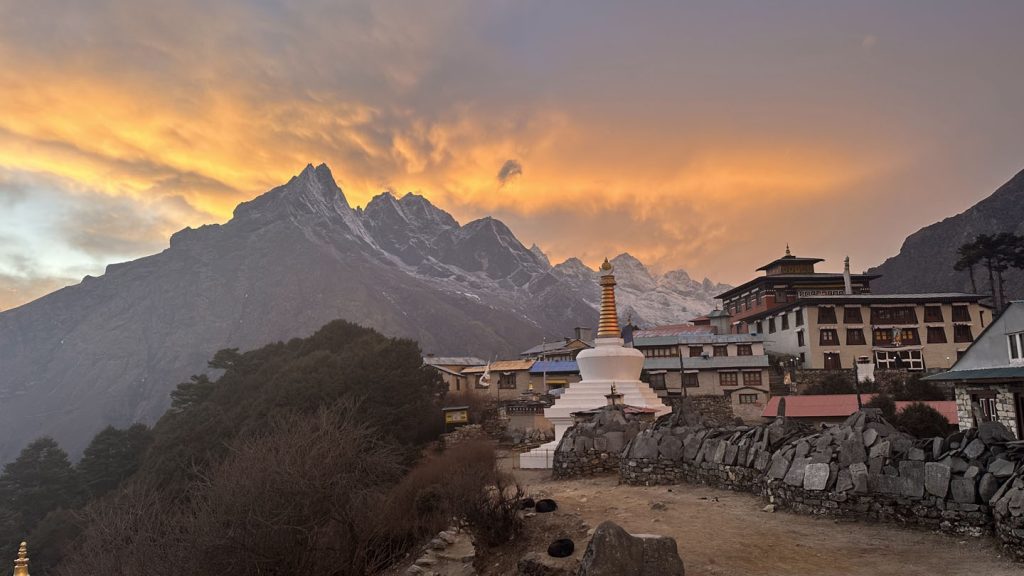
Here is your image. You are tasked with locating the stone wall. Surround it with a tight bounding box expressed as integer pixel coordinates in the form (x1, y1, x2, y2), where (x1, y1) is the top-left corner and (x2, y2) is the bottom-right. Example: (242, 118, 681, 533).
(607, 399, 1024, 558)
(793, 368, 953, 397)
(552, 406, 645, 480)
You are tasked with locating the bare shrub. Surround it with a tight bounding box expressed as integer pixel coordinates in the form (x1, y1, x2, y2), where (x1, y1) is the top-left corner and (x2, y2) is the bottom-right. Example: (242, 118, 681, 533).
(462, 471, 525, 547)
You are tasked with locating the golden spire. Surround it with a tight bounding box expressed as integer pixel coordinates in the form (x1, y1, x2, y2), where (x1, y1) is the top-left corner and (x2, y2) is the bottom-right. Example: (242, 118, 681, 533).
(597, 258, 620, 338)
(785, 243, 791, 256)
(13, 541, 28, 576)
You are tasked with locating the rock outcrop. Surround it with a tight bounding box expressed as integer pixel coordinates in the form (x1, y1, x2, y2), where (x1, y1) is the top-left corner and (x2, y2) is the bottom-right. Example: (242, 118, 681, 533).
(577, 521, 684, 576)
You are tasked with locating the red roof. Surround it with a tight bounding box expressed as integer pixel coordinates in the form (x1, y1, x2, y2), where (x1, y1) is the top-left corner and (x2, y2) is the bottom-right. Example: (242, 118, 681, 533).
(761, 394, 957, 425)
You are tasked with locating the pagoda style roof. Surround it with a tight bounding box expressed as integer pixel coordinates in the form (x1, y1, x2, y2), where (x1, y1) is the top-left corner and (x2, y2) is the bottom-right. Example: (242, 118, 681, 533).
(756, 254, 824, 272)
(715, 273, 879, 300)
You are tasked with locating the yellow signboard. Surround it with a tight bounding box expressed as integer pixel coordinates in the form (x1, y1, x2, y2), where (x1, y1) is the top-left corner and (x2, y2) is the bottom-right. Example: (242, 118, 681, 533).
(444, 408, 469, 424)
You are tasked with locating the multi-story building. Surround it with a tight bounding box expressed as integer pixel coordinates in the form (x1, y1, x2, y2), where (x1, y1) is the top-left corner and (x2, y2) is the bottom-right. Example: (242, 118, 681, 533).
(461, 359, 536, 398)
(519, 327, 594, 361)
(717, 249, 989, 372)
(716, 247, 876, 327)
(632, 325, 771, 421)
(925, 301, 1024, 438)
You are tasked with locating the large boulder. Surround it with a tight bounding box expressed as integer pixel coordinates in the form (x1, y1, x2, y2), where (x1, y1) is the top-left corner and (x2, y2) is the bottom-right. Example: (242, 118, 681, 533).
(577, 521, 685, 576)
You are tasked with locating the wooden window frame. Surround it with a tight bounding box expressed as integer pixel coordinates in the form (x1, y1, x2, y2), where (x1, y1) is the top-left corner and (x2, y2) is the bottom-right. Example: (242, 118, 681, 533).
(953, 324, 973, 343)
(819, 328, 840, 345)
(846, 328, 866, 345)
(713, 345, 729, 357)
(736, 344, 753, 356)
(924, 306, 944, 323)
(718, 371, 739, 387)
(843, 306, 863, 324)
(682, 372, 699, 388)
(742, 371, 762, 386)
(818, 306, 838, 324)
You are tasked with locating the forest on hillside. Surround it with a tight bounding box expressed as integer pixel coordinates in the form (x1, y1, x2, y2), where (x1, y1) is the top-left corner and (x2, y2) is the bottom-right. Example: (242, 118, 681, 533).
(0, 320, 518, 575)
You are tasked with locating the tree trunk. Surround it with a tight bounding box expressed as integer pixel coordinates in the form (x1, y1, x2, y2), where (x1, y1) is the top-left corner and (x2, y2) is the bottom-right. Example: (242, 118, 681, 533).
(996, 268, 1007, 312)
(967, 264, 978, 294)
(985, 258, 999, 310)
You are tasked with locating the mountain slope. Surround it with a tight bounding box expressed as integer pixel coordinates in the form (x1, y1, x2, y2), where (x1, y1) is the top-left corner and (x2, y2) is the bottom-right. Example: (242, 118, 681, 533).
(869, 169, 1024, 300)
(0, 164, 724, 462)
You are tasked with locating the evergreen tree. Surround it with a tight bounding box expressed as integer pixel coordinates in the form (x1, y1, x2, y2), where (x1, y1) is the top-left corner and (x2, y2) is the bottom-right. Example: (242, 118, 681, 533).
(77, 424, 153, 498)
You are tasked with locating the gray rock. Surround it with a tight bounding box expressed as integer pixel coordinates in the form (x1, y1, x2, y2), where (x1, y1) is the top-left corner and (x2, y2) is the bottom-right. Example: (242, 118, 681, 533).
(518, 551, 574, 576)
(839, 438, 866, 467)
(659, 435, 683, 460)
(862, 428, 878, 447)
(850, 462, 869, 493)
(803, 463, 831, 491)
(682, 433, 704, 461)
(932, 437, 944, 460)
(712, 440, 728, 464)
(979, 421, 1015, 445)
(925, 462, 951, 498)
(871, 474, 901, 495)
(593, 437, 609, 452)
(979, 473, 1001, 504)
(577, 521, 685, 576)
(767, 452, 792, 480)
(949, 457, 969, 473)
(951, 475, 977, 504)
(794, 441, 811, 459)
(574, 436, 594, 453)
(988, 458, 1016, 478)
(784, 457, 811, 487)
(835, 469, 854, 493)
(754, 450, 771, 472)
(898, 460, 925, 498)
(965, 465, 980, 480)
(908, 447, 925, 461)
(869, 440, 890, 459)
(962, 438, 986, 460)
(868, 457, 884, 475)
(605, 431, 626, 454)
(724, 443, 738, 466)
(632, 435, 660, 460)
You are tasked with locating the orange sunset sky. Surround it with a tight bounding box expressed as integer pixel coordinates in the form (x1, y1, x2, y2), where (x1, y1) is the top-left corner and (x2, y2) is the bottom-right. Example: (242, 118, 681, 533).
(2, 1, 1024, 311)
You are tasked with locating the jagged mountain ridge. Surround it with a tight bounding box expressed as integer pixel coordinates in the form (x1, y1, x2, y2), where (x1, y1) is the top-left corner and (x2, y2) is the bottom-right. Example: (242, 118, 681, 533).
(0, 164, 725, 462)
(869, 168, 1024, 301)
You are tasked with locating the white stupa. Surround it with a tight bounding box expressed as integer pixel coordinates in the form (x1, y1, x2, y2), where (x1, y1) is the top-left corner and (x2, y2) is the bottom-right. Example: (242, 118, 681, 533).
(520, 258, 670, 469)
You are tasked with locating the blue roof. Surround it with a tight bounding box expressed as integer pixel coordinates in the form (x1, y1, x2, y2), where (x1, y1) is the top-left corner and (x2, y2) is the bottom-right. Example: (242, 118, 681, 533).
(529, 360, 580, 374)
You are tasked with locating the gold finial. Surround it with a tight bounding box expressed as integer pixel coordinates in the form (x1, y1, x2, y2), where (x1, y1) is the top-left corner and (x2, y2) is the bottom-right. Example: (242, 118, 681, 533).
(785, 244, 791, 256)
(13, 541, 28, 576)
(597, 258, 620, 338)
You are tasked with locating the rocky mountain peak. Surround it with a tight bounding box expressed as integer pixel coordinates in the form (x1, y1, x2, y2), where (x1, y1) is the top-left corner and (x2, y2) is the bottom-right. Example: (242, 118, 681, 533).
(231, 162, 352, 224)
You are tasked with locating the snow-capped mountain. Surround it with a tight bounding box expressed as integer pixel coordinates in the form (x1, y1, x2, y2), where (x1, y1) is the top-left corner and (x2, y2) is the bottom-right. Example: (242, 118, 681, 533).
(0, 164, 726, 462)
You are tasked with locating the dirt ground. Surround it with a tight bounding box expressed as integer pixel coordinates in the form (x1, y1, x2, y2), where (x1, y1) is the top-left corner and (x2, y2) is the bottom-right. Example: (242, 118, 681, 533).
(499, 454, 1023, 576)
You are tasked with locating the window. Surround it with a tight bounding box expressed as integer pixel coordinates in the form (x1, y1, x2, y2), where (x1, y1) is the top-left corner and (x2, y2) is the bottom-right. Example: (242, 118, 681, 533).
(719, 372, 738, 387)
(742, 371, 762, 386)
(898, 328, 921, 346)
(648, 373, 666, 390)
(871, 306, 918, 324)
(823, 352, 842, 370)
(846, 328, 866, 345)
(799, 352, 806, 365)
(499, 373, 517, 389)
(768, 318, 776, 333)
(874, 350, 924, 371)
(644, 346, 678, 358)
(714, 345, 728, 357)
(1009, 333, 1024, 362)
(843, 306, 863, 324)
(739, 393, 759, 404)
(819, 329, 839, 345)
(924, 306, 944, 323)
(737, 344, 753, 356)
(818, 306, 837, 324)
(927, 327, 948, 343)
(689, 346, 704, 357)
(972, 394, 997, 421)
(755, 321, 763, 334)
(795, 309, 804, 326)
(682, 372, 699, 387)
(781, 313, 790, 330)
(953, 324, 974, 343)
(952, 305, 971, 322)
(797, 331, 805, 347)
(873, 328, 893, 346)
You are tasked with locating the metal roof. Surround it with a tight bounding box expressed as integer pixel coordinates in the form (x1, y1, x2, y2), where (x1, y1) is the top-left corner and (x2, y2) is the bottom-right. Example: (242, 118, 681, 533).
(643, 355, 769, 371)
(633, 324, 716, 338)
(761, 395, 957, 424)
(634, 333, 764, 346)
(923, 366, 1024, 382)
(462, 359, 535, 373)
(519, 338, 592, 356)
(423, 356, 486, 366)
(529, 361, 580, 374)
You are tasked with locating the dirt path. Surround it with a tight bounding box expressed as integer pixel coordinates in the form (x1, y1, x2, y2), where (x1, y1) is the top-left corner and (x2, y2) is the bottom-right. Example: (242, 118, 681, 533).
(509, 465, 1021, 576)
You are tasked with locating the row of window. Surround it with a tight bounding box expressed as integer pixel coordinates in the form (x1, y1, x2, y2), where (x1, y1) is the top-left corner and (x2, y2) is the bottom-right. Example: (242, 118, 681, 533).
(647, 371, 763, 389)
(641, 344, 755, 358)
(758, 304, 973, 333)
(814, 326, 973, 346)
(821, 350, 926, 370)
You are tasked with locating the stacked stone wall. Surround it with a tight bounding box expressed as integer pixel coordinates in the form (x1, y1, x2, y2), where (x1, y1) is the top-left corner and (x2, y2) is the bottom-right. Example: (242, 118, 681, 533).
(602, 399, 1024, 558)
(551, 406, 645, 480)
(668, 395, 734, 424)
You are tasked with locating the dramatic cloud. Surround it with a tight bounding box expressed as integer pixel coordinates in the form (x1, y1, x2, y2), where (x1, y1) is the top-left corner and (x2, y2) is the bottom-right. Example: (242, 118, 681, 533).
(1, 1, 1024, 310)
(497, 159, 523, 185)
